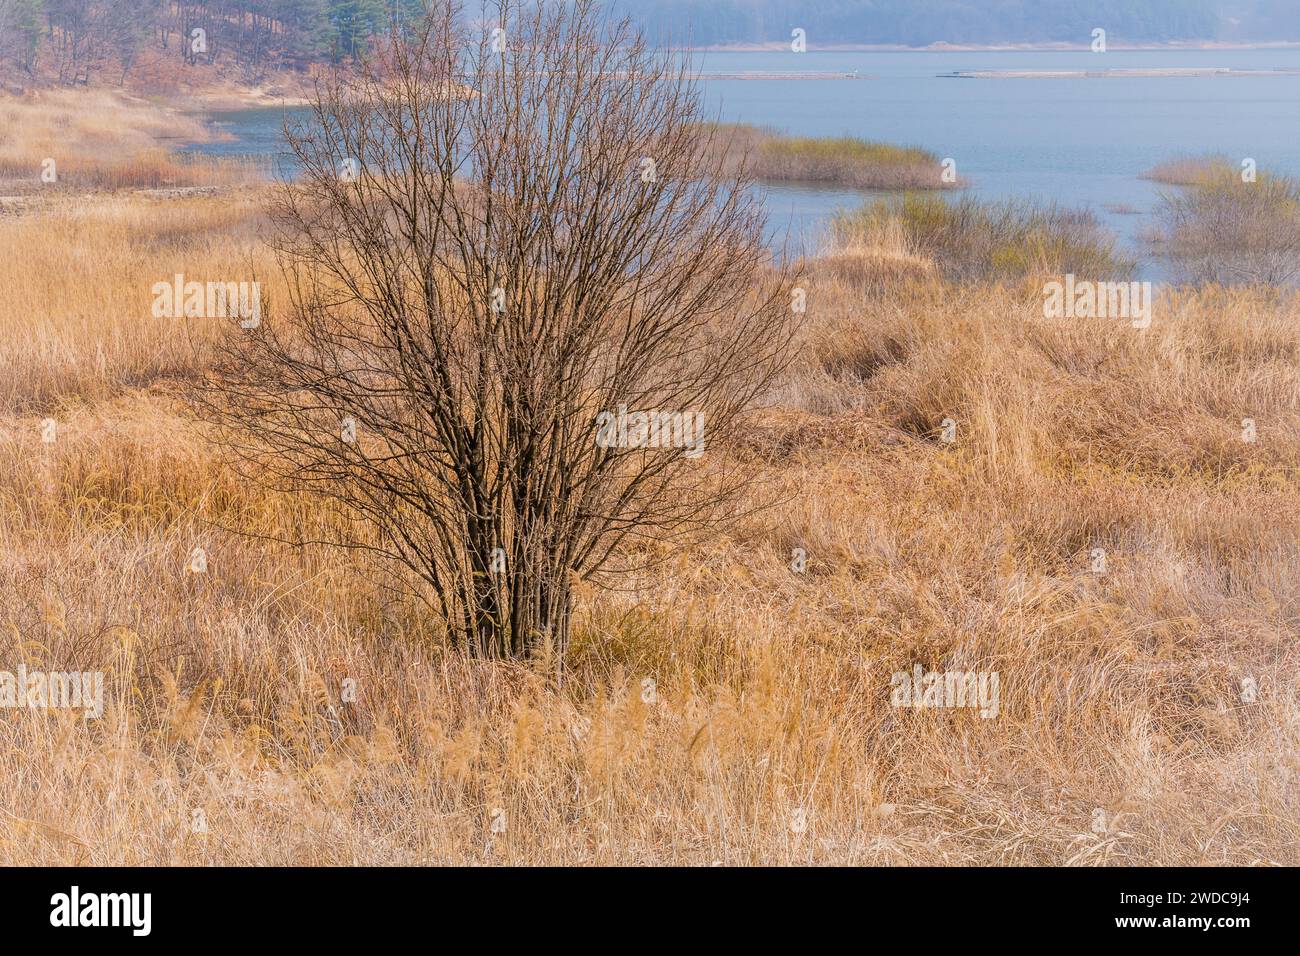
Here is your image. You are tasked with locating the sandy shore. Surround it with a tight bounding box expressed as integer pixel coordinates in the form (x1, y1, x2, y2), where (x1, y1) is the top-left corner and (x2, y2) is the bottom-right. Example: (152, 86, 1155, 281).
(177, 87, 313, 110)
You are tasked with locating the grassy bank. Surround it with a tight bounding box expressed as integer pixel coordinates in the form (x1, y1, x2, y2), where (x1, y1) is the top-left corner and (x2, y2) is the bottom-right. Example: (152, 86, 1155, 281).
(0, 90, 266, 194)
(1149, 159, 1300, 285)
(1141, 155, 1238, 186)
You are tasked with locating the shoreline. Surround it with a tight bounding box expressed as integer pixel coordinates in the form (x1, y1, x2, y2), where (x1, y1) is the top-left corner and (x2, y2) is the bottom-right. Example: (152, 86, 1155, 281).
(11, 40, 1300, 111)
(172, 88, 314, 111)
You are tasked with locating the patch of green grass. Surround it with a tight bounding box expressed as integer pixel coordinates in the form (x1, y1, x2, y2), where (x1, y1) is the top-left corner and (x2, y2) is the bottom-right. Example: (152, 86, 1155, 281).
(761, 136, 936, 168)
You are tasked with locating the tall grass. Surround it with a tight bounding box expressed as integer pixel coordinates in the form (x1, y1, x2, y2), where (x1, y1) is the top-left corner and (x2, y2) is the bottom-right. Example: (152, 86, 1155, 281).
(0, 193, 274, 413)
(831, 193, 1134, 282)
(1141, 154, 1237, 186)
(1, 179, 1297, 864)
(708, 123, 959, 190)
(0, 90, 265, 192)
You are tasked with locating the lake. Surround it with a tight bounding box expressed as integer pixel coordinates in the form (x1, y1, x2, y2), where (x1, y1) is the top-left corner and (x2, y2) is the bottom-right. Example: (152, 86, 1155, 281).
(187, 48, 1300, 276)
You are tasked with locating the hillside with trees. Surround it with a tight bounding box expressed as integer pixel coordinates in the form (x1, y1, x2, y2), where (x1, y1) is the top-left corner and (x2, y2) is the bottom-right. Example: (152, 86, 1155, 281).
(5, 1, 1300, 91)
(0, 1, 428, 87)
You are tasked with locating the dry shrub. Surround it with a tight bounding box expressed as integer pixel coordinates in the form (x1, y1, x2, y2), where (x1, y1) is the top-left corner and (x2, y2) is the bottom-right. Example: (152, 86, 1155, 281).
(1154, 166, 1300, 285)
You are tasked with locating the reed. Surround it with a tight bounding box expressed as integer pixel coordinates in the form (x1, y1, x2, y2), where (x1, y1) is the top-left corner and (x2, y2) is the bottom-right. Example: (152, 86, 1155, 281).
(831, 193, 1134, 282)
(0, 94, 1296, 866)
(707, 123, 960, 190)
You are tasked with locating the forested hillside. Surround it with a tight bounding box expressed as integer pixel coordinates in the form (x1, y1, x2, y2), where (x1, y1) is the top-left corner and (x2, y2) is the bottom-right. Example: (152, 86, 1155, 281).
(622, 0, 1300, 47)
(624, 0, 1219, 47)
(0, 1, 427, 85)
(4, 1, 1300, 90)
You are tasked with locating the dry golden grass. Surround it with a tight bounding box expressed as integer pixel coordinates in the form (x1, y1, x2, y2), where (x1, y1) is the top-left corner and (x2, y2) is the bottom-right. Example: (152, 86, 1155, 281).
(1141, 155, 1238, 186)
(707, 123, 959, 191)
(0, 90, 266, 193)
(0, 122, 1298, 865)
(0, 192, 273, 413)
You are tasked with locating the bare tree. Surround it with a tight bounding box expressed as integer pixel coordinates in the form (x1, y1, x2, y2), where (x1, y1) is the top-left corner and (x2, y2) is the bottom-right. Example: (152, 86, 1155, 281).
(199, 0, 795, 662)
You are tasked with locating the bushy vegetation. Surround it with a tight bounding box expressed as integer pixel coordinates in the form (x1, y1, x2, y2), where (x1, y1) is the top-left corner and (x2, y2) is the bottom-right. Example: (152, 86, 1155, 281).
(0, 0, 428, 86)
(832, 193, 1134, 282)
(5, 170, 1297, 862)
(1154, 164, 1300, 285)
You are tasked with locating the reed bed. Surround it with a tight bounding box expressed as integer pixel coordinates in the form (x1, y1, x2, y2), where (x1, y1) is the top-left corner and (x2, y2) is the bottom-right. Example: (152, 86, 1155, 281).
(708, 123, 960, 190)
(1, 171, 1296, 864)
(0, 97, 1294, 868)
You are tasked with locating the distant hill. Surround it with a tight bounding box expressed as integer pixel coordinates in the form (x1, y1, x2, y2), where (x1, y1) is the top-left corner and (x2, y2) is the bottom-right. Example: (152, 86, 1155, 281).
(612, 0, 1300, 47)
(5, 1, 1300, 93)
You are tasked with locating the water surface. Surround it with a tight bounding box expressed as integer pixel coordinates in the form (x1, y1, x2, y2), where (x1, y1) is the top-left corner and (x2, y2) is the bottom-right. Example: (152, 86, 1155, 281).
(189, 48, 1300, 275)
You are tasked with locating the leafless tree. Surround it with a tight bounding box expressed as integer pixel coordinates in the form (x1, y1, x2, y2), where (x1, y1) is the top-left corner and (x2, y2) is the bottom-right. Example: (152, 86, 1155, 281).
(198, 0, 796, 662)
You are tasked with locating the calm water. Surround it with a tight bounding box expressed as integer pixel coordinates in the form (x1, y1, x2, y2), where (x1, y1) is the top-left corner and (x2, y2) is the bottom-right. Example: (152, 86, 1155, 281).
(189, 49, 1300, 275)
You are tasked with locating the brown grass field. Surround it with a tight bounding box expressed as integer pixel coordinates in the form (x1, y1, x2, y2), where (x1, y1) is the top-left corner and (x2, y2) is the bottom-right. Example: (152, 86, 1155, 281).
(1, 93, 1297, 865)
(0, 89, 267, 193)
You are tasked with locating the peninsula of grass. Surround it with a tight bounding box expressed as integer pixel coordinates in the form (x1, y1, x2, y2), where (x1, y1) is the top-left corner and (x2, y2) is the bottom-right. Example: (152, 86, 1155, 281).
(1140, 154, 1239, 186)
(707, 123, 961, 190)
